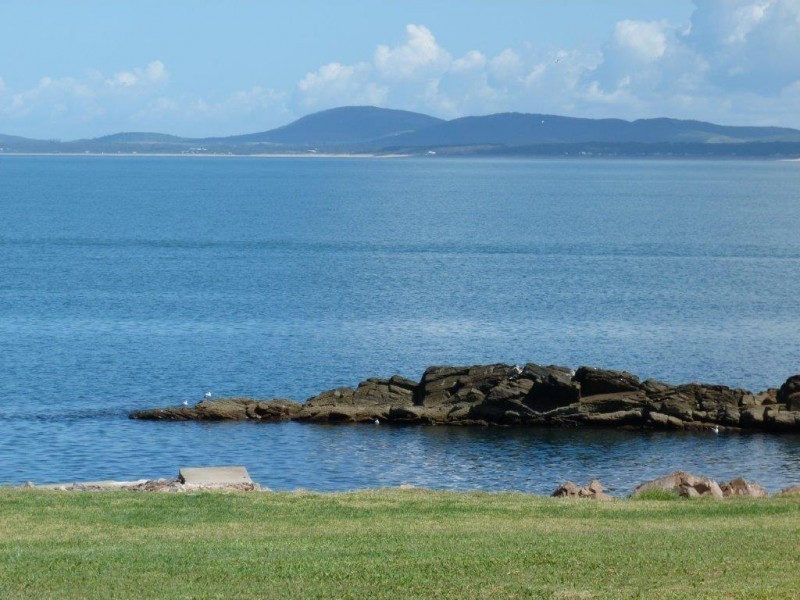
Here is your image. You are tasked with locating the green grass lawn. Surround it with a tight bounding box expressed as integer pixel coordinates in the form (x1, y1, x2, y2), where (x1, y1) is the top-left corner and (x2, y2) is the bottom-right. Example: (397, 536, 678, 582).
(1, 488, 798, 599)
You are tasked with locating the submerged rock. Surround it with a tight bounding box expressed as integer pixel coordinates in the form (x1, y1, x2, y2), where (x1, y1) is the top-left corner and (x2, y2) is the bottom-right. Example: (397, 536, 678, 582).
(128, 365, 800, 433)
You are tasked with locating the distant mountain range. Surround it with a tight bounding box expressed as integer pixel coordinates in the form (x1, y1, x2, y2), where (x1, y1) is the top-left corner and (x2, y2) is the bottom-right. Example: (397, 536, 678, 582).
(2, 106, 800, 158)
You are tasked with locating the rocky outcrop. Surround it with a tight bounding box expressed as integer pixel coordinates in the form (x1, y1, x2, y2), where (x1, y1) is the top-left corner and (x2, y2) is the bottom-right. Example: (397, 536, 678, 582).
(129, 364, 800, 432)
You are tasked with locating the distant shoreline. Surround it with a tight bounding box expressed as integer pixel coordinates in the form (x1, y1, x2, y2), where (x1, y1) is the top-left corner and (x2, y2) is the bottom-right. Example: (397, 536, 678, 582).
(0, 151, 412, 159)
(2, 152, 799, 161)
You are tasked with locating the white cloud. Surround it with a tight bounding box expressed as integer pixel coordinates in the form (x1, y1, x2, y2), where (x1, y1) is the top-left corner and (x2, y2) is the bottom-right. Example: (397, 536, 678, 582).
(686, 0, 800, 93)
(106, 60, 169, 89)
(613, 20, 668, 62)
(297, 62, 387, 111)
(6, 76, 98, 119)
(374, 24, 451, 80)
(451, 50, 486, 73)
(726, 1, 770, 43)
(489, 49, 524, 83)
(310, 6, 798, 127)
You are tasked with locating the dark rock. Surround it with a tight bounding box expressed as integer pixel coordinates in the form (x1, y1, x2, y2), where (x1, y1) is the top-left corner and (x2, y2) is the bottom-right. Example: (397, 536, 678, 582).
(485, 378, 534, 403)
(756, 389, 779, 405)
(298, 376, 415, 422)
(414, 364, 509, 406)
(579, 392, 647, 414)
(739, 406, 766, 427)
(354, 376, 416, 406)
(305, 375, 416, 409)
(412, 363, 580, 424)
(128, 363, 800, 433)
(738, 393, 759, 407)
(387, 406, 428, 422)
(305, 387, 356, 407)
(677, 384, 748, 413)
(246, 399, 303, 421)
(523, 364, 580, 412)
(778, 375, 800, 411)
(718, 406, 741, 427)
(764, 409, 800, 431)
(574, 366, 641, 396)
(657, 393, 696, 421)
(641, 378, 675, 396)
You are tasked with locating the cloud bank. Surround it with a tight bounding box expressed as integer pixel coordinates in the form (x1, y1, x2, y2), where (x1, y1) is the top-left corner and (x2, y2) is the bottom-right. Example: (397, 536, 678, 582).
(1, 0, 799, 138)
(294, 0, 800, 128)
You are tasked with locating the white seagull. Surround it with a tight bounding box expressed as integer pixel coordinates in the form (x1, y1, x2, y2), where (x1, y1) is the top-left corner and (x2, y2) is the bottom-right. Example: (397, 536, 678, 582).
(374, 418, 380, 425)
(182, 400, 189, 407)
(204, 391, 212, 400)
(711, 425, 720, 434)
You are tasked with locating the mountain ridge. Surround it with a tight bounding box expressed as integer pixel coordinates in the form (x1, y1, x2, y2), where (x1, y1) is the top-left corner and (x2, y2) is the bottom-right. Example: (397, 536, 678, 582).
(2, 106, 799, 157)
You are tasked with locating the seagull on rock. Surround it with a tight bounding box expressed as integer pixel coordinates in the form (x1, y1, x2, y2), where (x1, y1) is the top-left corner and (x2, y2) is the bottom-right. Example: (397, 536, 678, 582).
(204, 391, 212, 400)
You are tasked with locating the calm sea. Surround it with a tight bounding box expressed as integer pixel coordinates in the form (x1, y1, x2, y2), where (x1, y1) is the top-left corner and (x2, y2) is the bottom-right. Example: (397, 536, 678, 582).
(2, 155, 799, 493)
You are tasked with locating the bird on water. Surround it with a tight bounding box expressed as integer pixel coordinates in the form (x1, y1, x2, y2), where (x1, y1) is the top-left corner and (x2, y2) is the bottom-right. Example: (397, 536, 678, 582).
(204, 391, 212, 400)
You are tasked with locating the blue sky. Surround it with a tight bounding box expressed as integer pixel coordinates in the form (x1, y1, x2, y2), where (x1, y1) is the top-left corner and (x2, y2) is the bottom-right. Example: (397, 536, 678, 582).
(1, 0, 799, 138)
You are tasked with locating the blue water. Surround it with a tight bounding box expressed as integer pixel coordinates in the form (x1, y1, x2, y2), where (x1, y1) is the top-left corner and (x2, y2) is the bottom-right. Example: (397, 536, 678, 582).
(2, 155, 800, 493)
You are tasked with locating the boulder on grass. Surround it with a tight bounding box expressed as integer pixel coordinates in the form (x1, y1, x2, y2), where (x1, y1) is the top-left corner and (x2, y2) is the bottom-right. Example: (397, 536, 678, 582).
(552, 479, 612, 500)
(632, 471, 723, 499)
(776, 485, 800, 497)
(720, 477, 767, 498)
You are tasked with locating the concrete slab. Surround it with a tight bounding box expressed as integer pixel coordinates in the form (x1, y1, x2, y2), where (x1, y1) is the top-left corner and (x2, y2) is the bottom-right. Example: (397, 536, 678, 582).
(179, 466, 252, 486)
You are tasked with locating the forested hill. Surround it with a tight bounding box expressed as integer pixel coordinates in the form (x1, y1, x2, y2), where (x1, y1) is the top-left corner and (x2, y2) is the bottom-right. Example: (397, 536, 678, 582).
(2, 106, 799, 157)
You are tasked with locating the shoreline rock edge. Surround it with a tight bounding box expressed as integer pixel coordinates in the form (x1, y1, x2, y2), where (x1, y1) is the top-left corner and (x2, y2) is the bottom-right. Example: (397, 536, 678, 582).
(130, 363, 800, 432)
